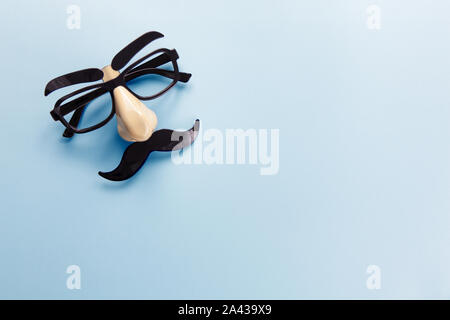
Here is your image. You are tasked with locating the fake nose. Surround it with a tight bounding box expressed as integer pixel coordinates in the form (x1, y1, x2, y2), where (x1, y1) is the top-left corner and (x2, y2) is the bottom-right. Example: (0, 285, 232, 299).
(102, 65, 157, 142)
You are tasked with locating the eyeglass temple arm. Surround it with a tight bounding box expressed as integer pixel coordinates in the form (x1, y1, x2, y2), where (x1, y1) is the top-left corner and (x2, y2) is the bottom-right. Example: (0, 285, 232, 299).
(63, 106, 85, 137)
(124, 68, 191, 83)
(63, 54, 191, 137)
(125, 49, 191, 82)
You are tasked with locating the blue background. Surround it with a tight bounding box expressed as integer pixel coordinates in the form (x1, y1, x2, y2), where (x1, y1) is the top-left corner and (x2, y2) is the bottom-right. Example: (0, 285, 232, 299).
(0, 0, 449, 299)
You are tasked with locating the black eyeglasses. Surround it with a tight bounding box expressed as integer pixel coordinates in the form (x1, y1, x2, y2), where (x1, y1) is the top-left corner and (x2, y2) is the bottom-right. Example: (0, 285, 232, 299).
(45, 31, 191, 137)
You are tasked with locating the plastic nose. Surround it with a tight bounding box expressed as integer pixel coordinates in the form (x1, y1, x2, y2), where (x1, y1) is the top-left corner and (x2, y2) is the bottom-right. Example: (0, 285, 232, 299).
(102, 65, 157, 142)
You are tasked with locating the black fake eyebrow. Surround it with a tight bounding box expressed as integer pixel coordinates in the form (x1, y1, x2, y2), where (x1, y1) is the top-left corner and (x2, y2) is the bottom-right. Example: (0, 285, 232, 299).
(44, 68, 104, 96)
(111, 31, 164, 71)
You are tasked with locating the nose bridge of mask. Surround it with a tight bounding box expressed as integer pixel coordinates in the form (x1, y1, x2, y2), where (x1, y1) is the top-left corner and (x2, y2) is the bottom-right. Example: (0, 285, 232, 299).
(102, 65, 157, 142)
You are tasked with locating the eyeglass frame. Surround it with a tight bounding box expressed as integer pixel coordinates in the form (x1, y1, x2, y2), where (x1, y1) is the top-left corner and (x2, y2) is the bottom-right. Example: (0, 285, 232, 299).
(49, 47, 190, 136)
